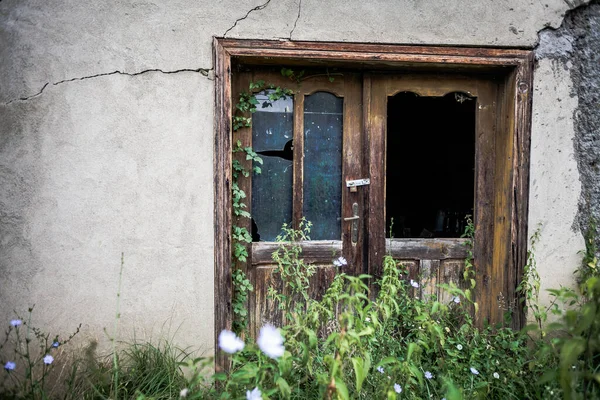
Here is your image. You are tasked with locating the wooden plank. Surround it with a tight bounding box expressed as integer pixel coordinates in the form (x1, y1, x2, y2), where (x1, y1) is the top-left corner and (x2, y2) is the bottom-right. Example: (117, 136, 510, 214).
(252, 241, 343, 264)
(473, 81, 497, 327)
(394, 259, 420, 297)
(229, 48, 526, 67)
(438, 259, 468, 304)
(252, 266, 284, 336)
(491, 73, 515, 328)
(387, 238, 469, 259)
(366, 75, 387, 280)
(375, 74, 482, 98)
(342, 73, 365, 276)
(510, 54, 534, 329)
(308, 265, 338, 301)
(213, 38, 233, 372)
(292, 91, 305, 230)
(420, 259, 440, 299)
(221, 39, 531, 63)
(361, 74, 372, 277)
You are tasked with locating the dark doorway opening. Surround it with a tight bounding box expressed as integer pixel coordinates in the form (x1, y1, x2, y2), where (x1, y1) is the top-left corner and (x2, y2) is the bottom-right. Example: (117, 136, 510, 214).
(386, 92, 476, 238)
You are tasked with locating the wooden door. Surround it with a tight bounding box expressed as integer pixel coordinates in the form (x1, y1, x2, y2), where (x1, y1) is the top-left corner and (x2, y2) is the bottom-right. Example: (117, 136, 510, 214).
(233, 71, 365, 337)
(366, 73, 503, 320)
(236, 69, 515, 332)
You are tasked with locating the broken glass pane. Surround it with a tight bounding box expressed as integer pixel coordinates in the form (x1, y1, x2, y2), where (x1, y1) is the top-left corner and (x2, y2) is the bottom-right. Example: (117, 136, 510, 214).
(303, 92, 343, 240)
(251, 91, 294, 242)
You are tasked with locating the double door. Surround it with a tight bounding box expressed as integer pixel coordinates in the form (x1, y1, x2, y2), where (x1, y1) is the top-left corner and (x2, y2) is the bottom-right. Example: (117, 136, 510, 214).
(233, 69, 504, 335)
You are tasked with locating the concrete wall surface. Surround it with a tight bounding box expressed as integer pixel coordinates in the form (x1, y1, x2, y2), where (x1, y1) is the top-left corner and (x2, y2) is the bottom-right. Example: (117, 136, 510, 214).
(0, 0, 596, 354)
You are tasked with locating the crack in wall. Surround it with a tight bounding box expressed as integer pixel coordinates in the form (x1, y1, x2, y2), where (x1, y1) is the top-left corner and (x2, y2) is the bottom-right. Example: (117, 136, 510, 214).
(2, 67, 213, 106)
(223, 0, 272, 37)
(289, 0, 302, 40)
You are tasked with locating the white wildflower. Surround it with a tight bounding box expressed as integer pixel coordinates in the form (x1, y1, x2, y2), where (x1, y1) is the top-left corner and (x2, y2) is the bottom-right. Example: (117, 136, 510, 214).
(179, 388, 189, 398)
(470, 367, 479, 375)
(493, 372, 500, 379)
(410, 279, 419, 288)
(394, 383, 402, 393)
(333, 257, 347, 267)
(257, 324, 284, 359)
(246, 387, 262, 400)
(218, 329, 245, 354)
(456, 344, 463, 351)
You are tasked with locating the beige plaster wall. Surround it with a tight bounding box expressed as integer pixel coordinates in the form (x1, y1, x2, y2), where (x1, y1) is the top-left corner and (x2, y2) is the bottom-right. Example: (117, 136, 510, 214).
(0, 0, 588, 354)
(529, 59, 586, 310)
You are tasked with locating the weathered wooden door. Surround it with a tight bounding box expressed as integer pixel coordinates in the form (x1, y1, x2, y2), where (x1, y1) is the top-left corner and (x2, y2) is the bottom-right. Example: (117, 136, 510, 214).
(366, 73, 506, 323)
(236, 69, 514, 333)
(234, 71, 366, 337)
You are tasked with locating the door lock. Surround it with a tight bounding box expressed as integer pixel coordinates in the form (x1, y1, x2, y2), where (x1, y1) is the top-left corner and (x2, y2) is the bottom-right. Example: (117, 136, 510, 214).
(346, 178, 370, 192)
(344, 202, 360, 244)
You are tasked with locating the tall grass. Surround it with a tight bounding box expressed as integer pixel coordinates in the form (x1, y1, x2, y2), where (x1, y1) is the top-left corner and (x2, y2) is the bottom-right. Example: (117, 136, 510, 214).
(65, 338, 191, 399)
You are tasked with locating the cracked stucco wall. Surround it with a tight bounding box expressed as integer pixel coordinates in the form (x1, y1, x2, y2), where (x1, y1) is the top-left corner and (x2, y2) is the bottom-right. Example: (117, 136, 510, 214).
(530, 0, 599, 308)
(0, 0, 595, 353)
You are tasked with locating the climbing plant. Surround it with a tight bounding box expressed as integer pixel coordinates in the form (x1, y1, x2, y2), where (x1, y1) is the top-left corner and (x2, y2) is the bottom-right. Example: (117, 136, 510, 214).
(230, 71, 296, 333)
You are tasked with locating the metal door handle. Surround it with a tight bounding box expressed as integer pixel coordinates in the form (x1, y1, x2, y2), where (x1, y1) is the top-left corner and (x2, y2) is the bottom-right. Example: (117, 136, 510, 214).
(344, 203, 359, 244)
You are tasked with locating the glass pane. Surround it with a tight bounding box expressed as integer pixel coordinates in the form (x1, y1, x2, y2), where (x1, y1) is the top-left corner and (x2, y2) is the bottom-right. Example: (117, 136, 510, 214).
(251, 91, 294, 242)
(303, 92, 343, 240)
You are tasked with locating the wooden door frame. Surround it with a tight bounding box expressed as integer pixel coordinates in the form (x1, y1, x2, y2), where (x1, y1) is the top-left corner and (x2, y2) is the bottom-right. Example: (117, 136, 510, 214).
(214, 37, 533, 369)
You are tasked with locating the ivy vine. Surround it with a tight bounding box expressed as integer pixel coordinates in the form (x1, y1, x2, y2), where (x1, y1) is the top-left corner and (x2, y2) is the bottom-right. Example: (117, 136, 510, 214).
(231, 71, 296, 333)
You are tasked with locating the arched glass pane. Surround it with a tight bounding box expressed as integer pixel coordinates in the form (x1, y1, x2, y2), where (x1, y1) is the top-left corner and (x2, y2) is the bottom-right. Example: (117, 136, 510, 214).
(251, 91, 294, 241)
(303, 92, 343, 240)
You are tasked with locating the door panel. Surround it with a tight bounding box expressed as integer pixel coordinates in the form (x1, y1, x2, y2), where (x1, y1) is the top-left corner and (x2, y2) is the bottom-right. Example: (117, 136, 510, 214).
(234, 71, 364, 337)
(367, 74, 501, 324)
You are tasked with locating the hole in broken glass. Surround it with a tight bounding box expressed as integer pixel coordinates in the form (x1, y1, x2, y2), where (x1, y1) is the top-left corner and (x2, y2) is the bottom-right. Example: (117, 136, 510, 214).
(256, 139, 293, 161)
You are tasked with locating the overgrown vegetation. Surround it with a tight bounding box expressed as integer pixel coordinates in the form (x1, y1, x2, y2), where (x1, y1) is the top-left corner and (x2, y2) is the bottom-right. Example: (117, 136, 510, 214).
(68, 339, 190, 400)
(0, 307, 80, 399)
(1, 223, 599, 399)
(184, 221, 598, 400)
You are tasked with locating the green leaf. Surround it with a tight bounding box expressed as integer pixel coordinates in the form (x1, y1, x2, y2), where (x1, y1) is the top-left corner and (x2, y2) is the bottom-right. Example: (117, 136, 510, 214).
(406, 342, 418, 362)
(335, 377, 349, 400)
(377, 356, 398, 367)
(357, 326, 374, 337)
(231, 363, 258, 381)
(537, 370, 557, 384)
(444, 379, 463, 400)
(560, 337, 585, 371)
(212, 372, 227, 381)
(577, 302, 597, 332)
(351, 357, 366, 392)
(276, 377, 291, 399)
